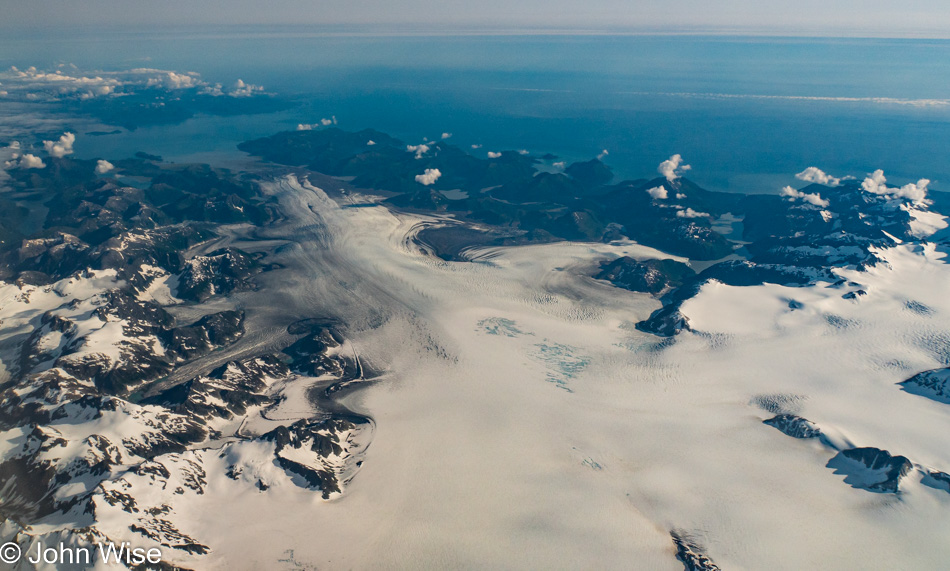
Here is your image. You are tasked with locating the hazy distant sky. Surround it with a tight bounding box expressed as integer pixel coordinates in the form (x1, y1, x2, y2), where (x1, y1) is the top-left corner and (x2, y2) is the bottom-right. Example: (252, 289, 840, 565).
(3, 0, 949, 37)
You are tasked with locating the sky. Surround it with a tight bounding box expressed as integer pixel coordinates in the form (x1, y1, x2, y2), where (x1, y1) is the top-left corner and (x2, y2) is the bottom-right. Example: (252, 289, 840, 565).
(3, 0, 950, 38)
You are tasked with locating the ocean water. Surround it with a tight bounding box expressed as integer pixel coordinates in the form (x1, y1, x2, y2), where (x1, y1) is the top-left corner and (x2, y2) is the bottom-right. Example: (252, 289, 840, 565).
(2, 29, 949, 193)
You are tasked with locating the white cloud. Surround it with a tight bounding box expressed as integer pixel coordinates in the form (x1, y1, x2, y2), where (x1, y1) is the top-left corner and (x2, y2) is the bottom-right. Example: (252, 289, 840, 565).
(229, 79, 264, 97)
(200, 83, 224, 97)
(487, 151, 502, 159)
(780, 186, 830, 208)
(0, 65, 269, 104)
(646, 186, 668, 200)
(518, 149, 529, 155)
(861, 169, 888, 195)
(146, 70, 201, 90)
(658, 154, 691, 182)
(552, 161, 566, 170)
(407, 144, 430, 159)
(861, 169, 929, 202)
(43, 132, 75, 158)
(297, 117, 336, 131)
(471, 144, 482, 149)
(415, 168, 442, 186)
(22, 154, 46, 168)
(5, 153, 46, 169)
(367, 140, 376, 146)
(95, 159, 114, 174)
(441, 132, 452, 140)
(894, 179, 930, 202)
(676, 207, 710, 218)
(795, 166, 841, 186)
(597, 149, 609, 160)
(675, 193, 687, 199)
(1, 66, 122, 101)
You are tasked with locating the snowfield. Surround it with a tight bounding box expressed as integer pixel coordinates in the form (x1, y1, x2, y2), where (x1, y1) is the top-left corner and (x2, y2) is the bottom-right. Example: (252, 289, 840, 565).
(2, 174, 949, 569)
(180, 177, 950, 570)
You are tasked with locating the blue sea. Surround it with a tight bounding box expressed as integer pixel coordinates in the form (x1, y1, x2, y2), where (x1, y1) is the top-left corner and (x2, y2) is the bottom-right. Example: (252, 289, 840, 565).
(2, 29, 949, 193)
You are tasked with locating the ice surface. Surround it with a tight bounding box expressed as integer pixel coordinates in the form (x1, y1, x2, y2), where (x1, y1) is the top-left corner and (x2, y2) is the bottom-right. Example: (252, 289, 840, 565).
(3, 174, 950, 569)
(170, 177, 950, 569)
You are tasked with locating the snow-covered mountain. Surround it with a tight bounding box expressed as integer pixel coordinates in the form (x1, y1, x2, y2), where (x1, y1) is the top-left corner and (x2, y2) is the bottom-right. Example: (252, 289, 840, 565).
(1, 126, 949, 569)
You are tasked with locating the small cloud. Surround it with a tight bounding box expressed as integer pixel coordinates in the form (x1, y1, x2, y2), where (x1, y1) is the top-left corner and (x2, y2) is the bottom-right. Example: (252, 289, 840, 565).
(861, 169, 929, 202)
(675, 193, 687, 199)
(658, 154, 691, 182)
(441, 132, 452, 140)
(676, 207, 710, 218)
(229, 79, 264, 97)
(43, 132, 75, 158)
(407, 144, 430, 159)
(147, 71, 201, 90)
(861, 169, 888, 195)
(646, 186, 668, 200)
(781, 185, 830, 208)
(518, 149, 529, 155)
(895, 179, 930, 202)
(95, 159, 114, 174)
(597, 149, 609, 160)
(367, 140, 376, 146)
(6, 153, 46, 169)
(471, 144, 482, 149)
(487, 151, 502, 159)
(552, 161, 566, 170)
(200, 83, 224, 96)
(22, 154, 47, 168)
(297, 117, 336, 131)
(415, 168, 442, 186)
(795, 166, 841, 186)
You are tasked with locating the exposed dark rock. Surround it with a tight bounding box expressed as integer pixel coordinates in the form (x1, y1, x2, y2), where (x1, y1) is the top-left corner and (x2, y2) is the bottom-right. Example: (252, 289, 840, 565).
(565, 158, 613, 187)
(763, 414, 822, 439)
(176, 249, 259, 303)
(164, 310, 246, 361)
(635, 304, 691, 337)
(698, 259, 822, 287)
(596, 257, 695, 295)
(671, 530, 721, 571)
(827, 447, 914, 493)
(283, 324, 348, 377)
(922, 470, 950, 494)
(263, 418, 363, 499)
(899, 367, 950, 404)
(143, 355, 288, 420)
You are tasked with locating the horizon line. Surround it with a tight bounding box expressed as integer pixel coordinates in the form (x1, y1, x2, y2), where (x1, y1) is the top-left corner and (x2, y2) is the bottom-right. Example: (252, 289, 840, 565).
(2, 23, 950, 41)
